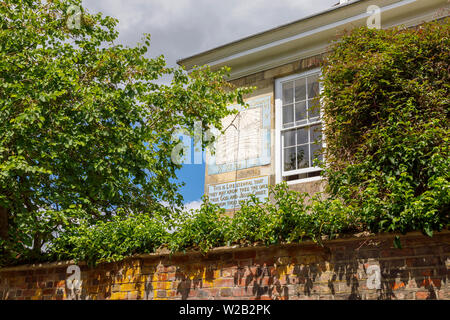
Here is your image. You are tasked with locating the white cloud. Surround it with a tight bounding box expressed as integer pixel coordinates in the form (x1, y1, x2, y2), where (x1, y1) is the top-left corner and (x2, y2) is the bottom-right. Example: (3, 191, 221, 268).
(82, 0, 337, 70)
(159, 199, 203, 212)
(182, 199, 203, 212)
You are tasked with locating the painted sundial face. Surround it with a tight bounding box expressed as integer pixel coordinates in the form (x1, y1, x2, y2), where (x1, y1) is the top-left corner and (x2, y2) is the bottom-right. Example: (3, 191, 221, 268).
(208, 95, 272, 175)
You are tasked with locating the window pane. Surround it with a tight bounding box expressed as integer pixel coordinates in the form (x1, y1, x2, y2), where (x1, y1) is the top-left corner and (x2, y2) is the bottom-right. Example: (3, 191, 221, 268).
(282, 104, 294, 128)
(308, 171, 322, 178)
(283, 129, 296, 147)
(282, 81, 294, 105)
(295, 101, 307, 125)
(297, 145, 309, 169)
(296, 127, 308, 145)
(308, 98, 320, 120)
(284, 147, 296, 171)
(284, 173, 307, 181)
(310, 141, 323, 166)
(279, 73, 324, 178)
(310, 124, 322, 143)
(294, 78, 306, 102)
(308, 74, 320, 99)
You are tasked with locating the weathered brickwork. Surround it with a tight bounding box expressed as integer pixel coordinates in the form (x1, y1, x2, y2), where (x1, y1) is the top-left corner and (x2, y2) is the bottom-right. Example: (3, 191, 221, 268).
(1, 231, 448, 300)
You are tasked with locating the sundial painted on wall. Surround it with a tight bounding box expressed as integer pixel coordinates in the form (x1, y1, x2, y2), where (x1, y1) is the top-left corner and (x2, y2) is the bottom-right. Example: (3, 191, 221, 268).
(207, 95, 271, 175)
(206, 95, 271, 210)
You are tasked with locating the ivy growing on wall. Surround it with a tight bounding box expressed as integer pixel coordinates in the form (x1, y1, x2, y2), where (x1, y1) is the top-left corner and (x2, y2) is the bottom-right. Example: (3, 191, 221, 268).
(321, 19, 449, 238)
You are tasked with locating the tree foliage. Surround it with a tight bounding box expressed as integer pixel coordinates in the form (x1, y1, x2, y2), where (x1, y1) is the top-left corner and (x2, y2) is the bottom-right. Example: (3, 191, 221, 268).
(0, 0, 250, 265)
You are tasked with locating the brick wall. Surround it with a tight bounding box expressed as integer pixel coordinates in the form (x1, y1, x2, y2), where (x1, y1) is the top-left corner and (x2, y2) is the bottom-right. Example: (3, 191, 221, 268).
(0, 231, 448, 300)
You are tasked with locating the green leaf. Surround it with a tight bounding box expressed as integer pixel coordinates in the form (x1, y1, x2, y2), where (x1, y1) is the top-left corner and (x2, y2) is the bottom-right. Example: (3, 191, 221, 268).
(423, 226, 433, 238)
(393, 236, 402, 249)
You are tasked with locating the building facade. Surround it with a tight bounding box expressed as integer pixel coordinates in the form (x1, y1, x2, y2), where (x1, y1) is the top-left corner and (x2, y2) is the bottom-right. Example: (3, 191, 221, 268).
(177, 0, 449, 212)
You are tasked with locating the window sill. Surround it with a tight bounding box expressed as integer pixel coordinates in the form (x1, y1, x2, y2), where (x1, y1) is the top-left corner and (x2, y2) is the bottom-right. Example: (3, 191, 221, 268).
(285, 175, 324, 185)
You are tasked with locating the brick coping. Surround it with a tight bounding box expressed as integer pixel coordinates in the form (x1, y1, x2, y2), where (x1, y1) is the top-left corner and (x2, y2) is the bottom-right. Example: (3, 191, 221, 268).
(1, 229, 448, 272)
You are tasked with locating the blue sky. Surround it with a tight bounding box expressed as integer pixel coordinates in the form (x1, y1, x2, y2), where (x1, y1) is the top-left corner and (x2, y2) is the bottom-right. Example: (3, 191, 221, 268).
(82, 0, 338, 208)
(177, 162, 206, 204)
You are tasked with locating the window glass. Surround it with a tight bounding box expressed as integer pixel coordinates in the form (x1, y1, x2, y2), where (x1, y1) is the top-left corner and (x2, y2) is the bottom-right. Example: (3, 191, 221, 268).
(296, 145, 309, 169)
(296, 127, 308, 145)
(284, 129, 296, 147)
(308, 74, 320, 99)
(284, 147, 296, 171)
(282, 81, 293, 105)
(280, 72, 323, 177)
(295, 101, 307, 125)
(282, 104, 294, 128)
(294, 78, 306, 101)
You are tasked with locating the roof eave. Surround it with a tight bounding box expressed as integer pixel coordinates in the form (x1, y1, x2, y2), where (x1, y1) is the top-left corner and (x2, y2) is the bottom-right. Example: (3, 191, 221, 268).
(176, 0, 364, 67)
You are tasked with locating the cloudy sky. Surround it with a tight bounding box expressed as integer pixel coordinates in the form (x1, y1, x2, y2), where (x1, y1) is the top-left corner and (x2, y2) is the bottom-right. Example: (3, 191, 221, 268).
(83, 0, 338, 71)
(82, 0, 339, 209)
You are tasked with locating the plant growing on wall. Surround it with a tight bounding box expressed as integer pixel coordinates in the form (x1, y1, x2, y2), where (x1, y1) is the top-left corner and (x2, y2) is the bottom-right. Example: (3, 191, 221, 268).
(0, 0, 250, 266)
(321, 20, 449, 239)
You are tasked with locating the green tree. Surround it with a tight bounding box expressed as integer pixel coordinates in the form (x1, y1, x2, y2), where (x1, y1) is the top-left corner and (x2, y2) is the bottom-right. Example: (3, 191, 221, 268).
(0, 0, 250, 265)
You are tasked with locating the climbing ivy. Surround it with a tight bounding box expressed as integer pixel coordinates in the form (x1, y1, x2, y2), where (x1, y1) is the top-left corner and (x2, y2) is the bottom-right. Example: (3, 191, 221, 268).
(321, 20, 449, 238)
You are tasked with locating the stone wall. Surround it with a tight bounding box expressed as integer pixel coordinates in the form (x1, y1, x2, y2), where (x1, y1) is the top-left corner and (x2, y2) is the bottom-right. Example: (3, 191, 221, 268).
(0, 231, 448, 300)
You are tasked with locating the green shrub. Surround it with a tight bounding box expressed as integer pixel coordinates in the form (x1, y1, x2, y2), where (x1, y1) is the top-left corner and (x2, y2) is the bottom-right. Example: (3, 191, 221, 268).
(228, 183, 353, 246)
(321, 20, 450, 237)
(49, 212, 170, 266)
(228, 184, 311, 245)
(168, 201, 230, 253)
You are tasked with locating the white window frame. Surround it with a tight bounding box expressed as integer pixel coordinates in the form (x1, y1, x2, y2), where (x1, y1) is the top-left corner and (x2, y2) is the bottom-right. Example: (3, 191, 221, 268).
(275, 68, 325, 185)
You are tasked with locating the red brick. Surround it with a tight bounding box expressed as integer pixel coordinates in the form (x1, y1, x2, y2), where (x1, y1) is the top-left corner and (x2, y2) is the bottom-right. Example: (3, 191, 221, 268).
(0, 233, 449, 301)
(254, 258, 276, 267)
(213, 278, 235, 288)
(204, 288, 219, 298)
(421, 278, 441, 288)
(250, 296, 272, 300)
(238, 259, 253, 267)
(232, 287, 251, 297)
(381, 248, 414, 258)
(42, 288, 55, 295)
(22, 289, 36, 297)
(391, 282, 405, 290)
(219, 288, 232, 297)
(414, 246, 442, 256)
(221, 268, 236, 278)
(170, 255, 190, 264)
(276, 276, 289, 285)
(256, 277, 273, 286)
(415, 291, 429, 300)
(234, 250, 256, 260)
(430, 278, 442, 288)
(406, 257, 439, 268)
(167, 272, 176, 281)
(157, 273, 168, 281)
